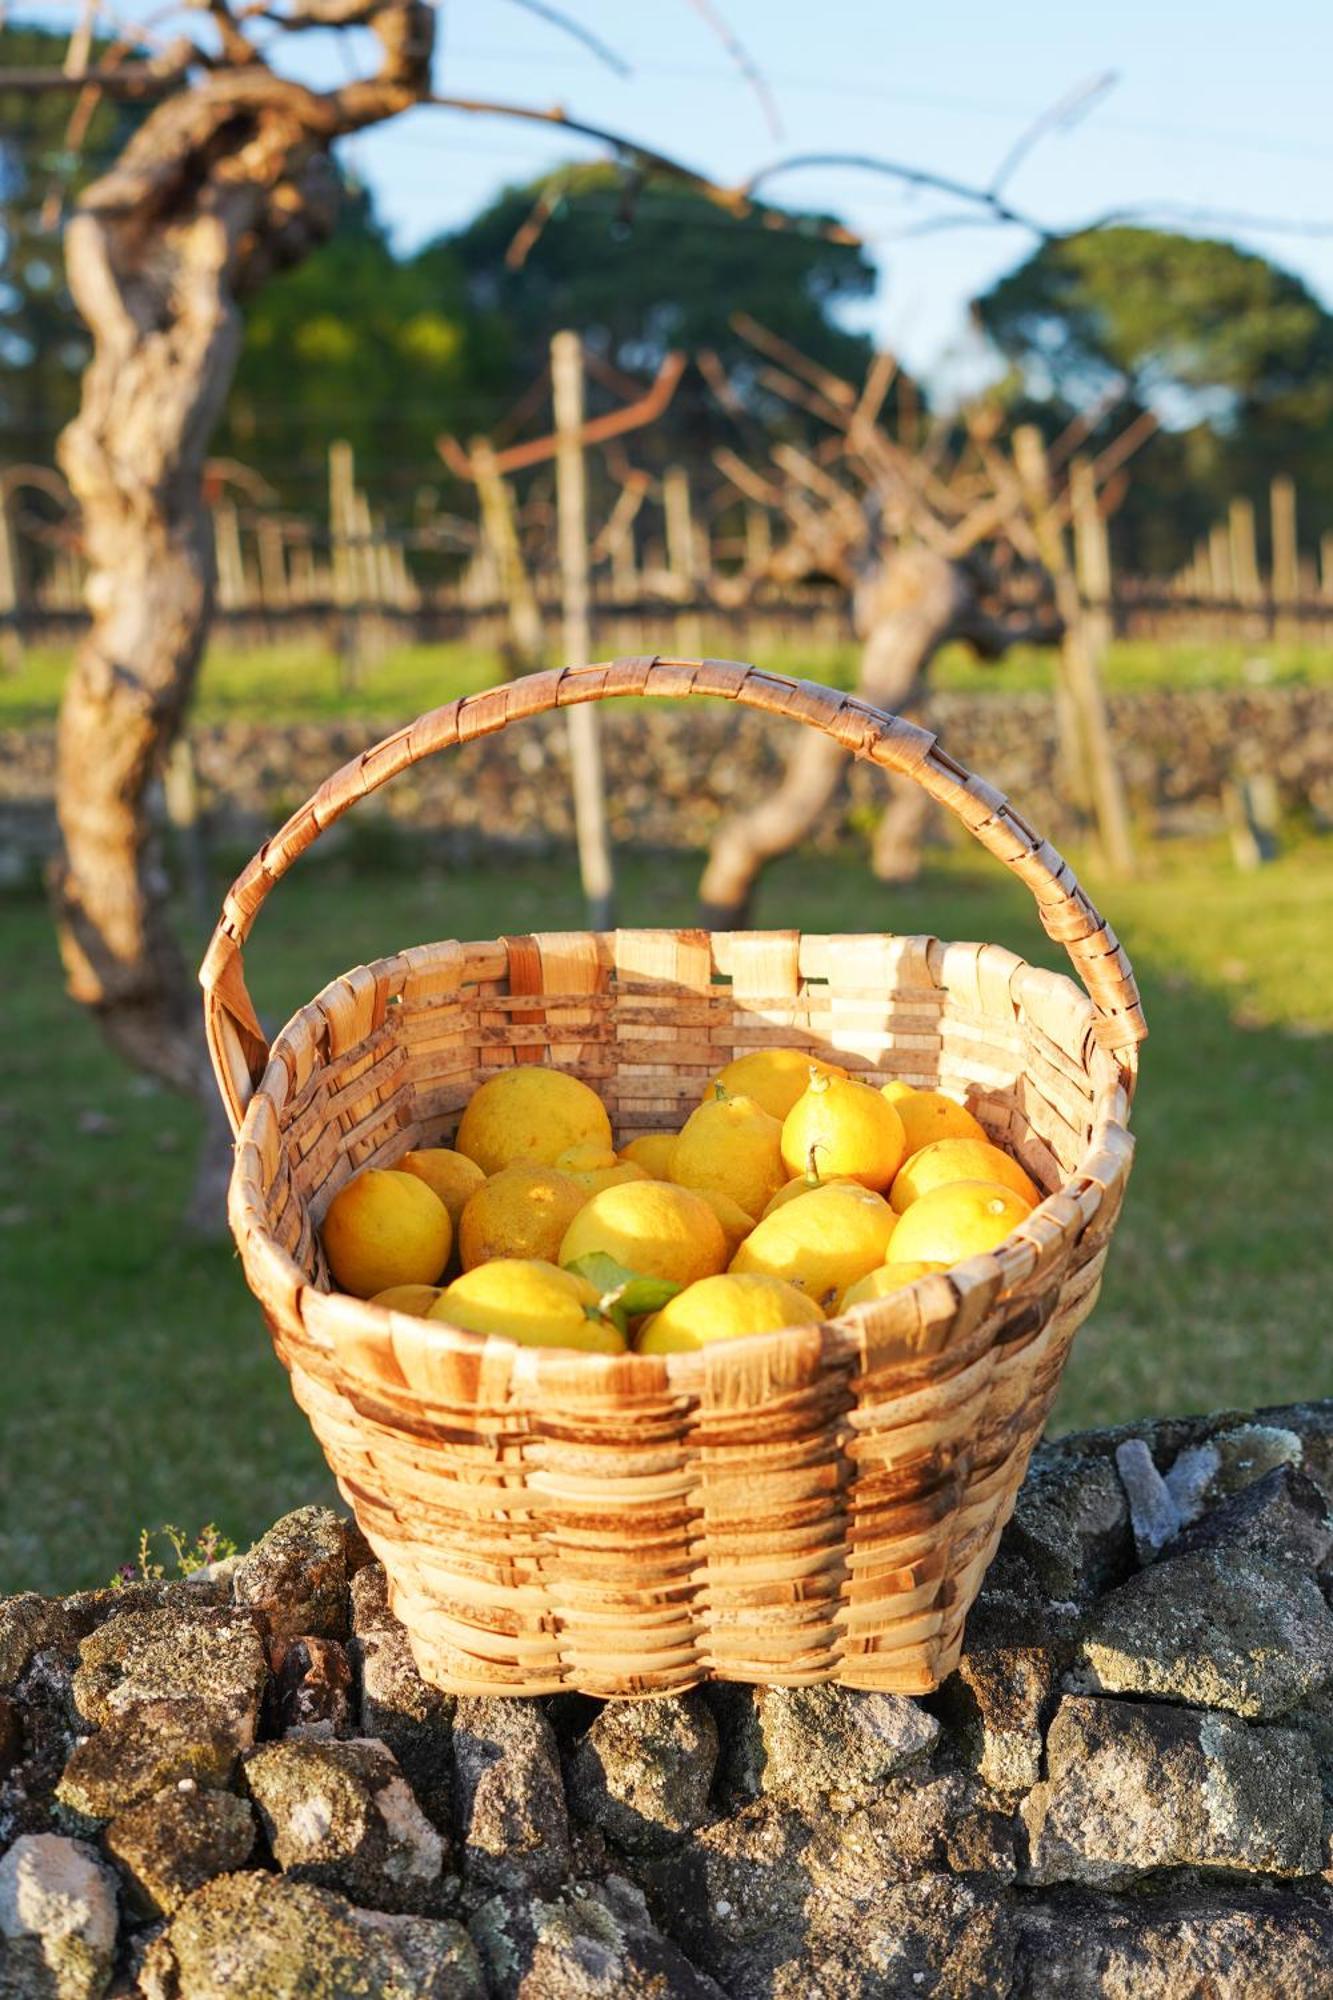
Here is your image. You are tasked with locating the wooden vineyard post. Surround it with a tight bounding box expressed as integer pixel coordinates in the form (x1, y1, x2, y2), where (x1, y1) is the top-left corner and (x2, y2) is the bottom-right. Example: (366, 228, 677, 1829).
(1270, 475, 1298, 643)
(745, 505, 772, 579)
(1013, 427, 1136, 877)
(552, 330, 615, 928)
(664, 464, 702, 652)
(257, 519, 289, 614)
(0, 477, 21, 669)
(329, 440, 361, 689)
(1071, 457, 1113, 656)
(212, 499, 246, 611)
(1229, 497, 1262, 639)
(471, 438, 543, 667)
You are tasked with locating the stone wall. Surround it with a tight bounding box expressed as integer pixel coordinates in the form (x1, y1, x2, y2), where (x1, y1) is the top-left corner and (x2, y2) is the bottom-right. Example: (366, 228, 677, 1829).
(4, 1399, 1333, 1996)
(2, 685, 1330, 881)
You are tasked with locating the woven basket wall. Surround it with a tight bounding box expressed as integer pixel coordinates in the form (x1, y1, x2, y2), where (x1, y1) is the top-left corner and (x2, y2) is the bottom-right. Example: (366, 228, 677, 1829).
(203, 659, 1142, 1699)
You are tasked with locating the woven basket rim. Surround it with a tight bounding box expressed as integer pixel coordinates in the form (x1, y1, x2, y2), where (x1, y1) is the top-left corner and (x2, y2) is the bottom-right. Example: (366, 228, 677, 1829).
(230, 924, 1134, 1394)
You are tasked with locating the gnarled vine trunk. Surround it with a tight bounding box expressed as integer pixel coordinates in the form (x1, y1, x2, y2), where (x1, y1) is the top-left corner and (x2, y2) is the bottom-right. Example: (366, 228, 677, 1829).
(697, 544, 985, 924)
(47, 11, 432, 1213)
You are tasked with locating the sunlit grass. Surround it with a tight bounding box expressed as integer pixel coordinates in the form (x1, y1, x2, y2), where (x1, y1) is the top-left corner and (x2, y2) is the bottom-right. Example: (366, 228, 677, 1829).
(5, 628, 1332, 727)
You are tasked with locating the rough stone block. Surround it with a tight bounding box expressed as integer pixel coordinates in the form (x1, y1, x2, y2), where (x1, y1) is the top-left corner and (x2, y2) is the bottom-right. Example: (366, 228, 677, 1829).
(350, 1567, 453, 1830)
(738, 1683, 938, 1810)
(243, 1735, 448, 1914)
(1003, 1452, 1133, 1603)
(1016, 1886, 1333, 1999)
(1078, 1547, 1333, 1718)
(231, 1506, 350, 1646)
(135, 1869, 484, 2000)
(273, 1635, 354, 1739)
(0, 1833, 118, 2000)
(56, 1700, 242, 1820)
(470, 1875, 726, 1998)
(453, 1699, 572, 1900)
(937, 1644, 1057, 1795)
(1165, 1464, 1333, 1569)
(71, 1608, 268, 1743)
(104, 1784, 254, 1918)
(1024, 1694, 1323, 1884)
(567, 1694, 718, 1854)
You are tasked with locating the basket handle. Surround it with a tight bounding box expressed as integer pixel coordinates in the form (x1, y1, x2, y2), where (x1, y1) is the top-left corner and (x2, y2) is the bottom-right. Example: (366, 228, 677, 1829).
(201, 657, 1145, 1134)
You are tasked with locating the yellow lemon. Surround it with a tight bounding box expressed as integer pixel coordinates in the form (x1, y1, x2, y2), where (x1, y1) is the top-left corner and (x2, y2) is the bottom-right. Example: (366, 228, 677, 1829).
(731, 1182, 897, 1313)
(322, 1169, 451, 1299)
(889, 1137, 1040, 1215)
(397, 1148, 487, 1228)
(781, 1072, 906, 1192)
(881, 1083, 988, 1159)
(888, 1181, 1033, 1265)
(837, 1262, 948, 1312)
(670, 1093, 785, 1222)
(707, 1048, 847, 1123)
(457, 1163, 588, 1270)
(430, 1259, 624, 1353)
(692, 1187, 758, 1258)
(618, 1132, 678, 1180)
(636, 1273, 821, 1354)
(761, 1172, 854, 1219)
(556, 1144, 651, 1198)
(559, 1180, 728, 1290)
(455, 1067, 612, 1176)
(369, 1283, 444, 1317)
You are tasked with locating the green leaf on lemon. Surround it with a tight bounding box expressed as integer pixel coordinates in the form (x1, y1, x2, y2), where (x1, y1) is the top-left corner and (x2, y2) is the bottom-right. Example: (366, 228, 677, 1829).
(564, 1252, 683, 1336)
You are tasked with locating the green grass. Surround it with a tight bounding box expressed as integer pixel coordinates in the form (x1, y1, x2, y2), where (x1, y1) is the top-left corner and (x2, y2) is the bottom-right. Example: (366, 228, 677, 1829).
(4, 629, 1331, 728)
(3, 833, 1331, 1595)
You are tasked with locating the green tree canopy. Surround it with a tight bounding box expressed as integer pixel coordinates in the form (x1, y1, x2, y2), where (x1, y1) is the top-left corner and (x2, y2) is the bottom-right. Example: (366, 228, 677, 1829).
(422, 165, 878, 463)
(976, 227, 1333, 562)
(218, 186, 509, 510)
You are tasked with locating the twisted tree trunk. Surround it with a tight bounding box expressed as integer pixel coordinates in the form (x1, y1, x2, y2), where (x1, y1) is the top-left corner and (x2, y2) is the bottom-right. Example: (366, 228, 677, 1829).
(48, 13, 431, 1213)
(697, 545, 982, 924)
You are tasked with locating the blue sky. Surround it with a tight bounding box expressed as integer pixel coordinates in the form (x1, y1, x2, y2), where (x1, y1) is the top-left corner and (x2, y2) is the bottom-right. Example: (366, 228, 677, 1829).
(32, 1, 1333, 388)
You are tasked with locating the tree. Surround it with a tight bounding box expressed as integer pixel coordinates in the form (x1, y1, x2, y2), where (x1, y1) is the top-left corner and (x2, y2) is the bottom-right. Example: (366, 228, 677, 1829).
(427, 164, 877, 463)
(220, 185, 510, 508)
(976, 228, 1333, 560)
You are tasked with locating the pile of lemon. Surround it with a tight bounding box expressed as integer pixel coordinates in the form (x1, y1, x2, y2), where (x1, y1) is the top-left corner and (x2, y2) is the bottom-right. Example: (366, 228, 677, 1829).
(320, 1052, 1041, 1356)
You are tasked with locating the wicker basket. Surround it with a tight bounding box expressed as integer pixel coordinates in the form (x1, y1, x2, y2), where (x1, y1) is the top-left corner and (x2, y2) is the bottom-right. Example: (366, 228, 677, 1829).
(202, 658, 1143, 1699)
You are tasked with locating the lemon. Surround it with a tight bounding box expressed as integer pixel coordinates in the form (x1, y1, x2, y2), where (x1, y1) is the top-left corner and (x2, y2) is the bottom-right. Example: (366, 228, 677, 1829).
(455, 1067, 612, 1176)
(619, 1132, 678, 1180)
(430, 1259, 625, 1352)
(707, 1048, 847, 1123)
(457, 1162, 588, 1270)
(670, 1093, 785, 1222)
(889, 1137, 1040, 1215)
(369, 1283, 444, 1317)
(761, 1172, 854, 1219)
(731, 1182, 897, 1312)
(881, 1083, 988, 1159)
(636, 1273, 822, 1354)
(692, 1187, 758, 1257)
(781, 1072, 906, 1192)
(559, 1180, 728, 1289)
(397, 1148, 487, 1227)
(322, 1168, 452, 1299)
(837, 1262, 948, 1311)
(888, 1181, 1033, 1265)
(556, 1144, 651, 1197)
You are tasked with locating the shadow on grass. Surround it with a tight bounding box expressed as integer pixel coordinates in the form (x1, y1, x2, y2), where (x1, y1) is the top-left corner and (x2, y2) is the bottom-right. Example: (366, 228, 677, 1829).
(2, 835, 1329, 1593)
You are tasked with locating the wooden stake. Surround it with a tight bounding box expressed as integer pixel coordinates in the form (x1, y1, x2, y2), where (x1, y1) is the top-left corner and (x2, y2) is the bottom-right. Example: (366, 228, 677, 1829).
(664, 465, 696, 599)
(1270, 474, 1298, 641)
(745, 505, 772, 577)
(0, 479, 22, 669)
(257, 519, 288, 610)
(471, 438, 543, 665)
(1070, 455, 1112, 655)
(212, 500, 246, 610)
(1013, 427, 1136, 877)
(552, 330, 614, 928)
(1228, 497, 1261, 607)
